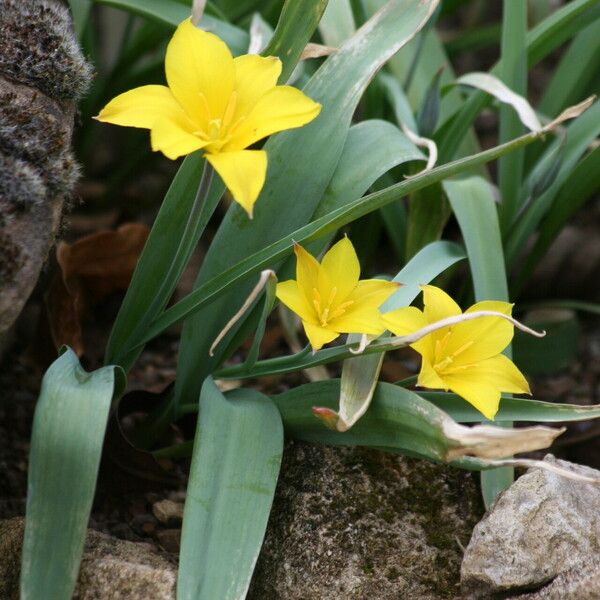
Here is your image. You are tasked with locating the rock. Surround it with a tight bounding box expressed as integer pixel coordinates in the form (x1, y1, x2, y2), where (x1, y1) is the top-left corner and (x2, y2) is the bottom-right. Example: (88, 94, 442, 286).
(152, 499, 184, 525)
(248, 441, 482, 600)
(461, 455, 600, 598)
(157, 529, 181, 554)
(512, 558, 600, 600)
(0, 517, 176, 599)
(0, 0, 91, 335)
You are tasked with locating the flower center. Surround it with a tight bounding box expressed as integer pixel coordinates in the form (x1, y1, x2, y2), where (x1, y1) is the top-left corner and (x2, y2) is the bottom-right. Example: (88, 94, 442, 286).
(432, 330, 475, 373)
(312, 286, 354, 327)
(194, 92, 241, 151)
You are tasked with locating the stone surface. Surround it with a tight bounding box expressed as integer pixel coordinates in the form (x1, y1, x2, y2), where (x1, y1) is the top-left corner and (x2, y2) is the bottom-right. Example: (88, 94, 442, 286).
(0, 517, 176, 599)
(0, 0, 91, 335)
(153, 499, 184, 525)
(461, 455, 600, 599)
(248, 441, 482, 600)
(512, 558, 600, 600)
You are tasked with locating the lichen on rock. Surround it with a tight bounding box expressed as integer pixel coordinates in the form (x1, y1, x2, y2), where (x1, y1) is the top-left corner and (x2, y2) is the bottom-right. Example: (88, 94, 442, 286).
(0, 0, 92, 101)
(249, 441, 482, 600)
(0, 0, 91, 334)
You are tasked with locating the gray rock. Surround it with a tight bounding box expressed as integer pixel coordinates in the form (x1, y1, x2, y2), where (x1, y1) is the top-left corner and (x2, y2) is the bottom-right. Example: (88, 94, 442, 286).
(0, 0, 91, 336)
(461, 455, 600, 598)
(513, 557, 600, 600)
(0, 517, 176, 599)
(249, 441, 482, 600)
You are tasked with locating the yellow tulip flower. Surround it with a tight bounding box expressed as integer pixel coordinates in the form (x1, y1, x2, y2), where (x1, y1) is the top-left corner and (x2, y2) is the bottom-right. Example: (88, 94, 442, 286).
(276, 237, 399, 351)
(95, 19, 321, 216)
(381, 285, 530, 420)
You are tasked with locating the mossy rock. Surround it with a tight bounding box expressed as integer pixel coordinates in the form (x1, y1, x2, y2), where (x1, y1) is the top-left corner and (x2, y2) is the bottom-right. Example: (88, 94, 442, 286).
(250, 441, 483, 599)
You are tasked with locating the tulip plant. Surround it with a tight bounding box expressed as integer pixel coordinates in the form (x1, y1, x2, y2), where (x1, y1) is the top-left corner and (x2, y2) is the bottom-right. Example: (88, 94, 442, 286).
(21, 1, 600, 599)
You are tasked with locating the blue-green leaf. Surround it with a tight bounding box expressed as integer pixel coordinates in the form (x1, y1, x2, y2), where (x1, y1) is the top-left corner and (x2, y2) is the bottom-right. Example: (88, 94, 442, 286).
(21, 349, 119, 600)
(178, 378, 283, 600)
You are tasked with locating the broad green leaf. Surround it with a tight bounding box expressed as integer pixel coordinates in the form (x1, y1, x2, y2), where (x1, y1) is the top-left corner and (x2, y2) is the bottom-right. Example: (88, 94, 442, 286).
(178, 378, 283, 600)
(21, 350, 119, 600)
(318, 0, 355, 47)
(443, 176, 512, 506)
(137, 127, 552, 353)
(94, 0, 249, 54)
(380, 73, 418, 129)
(105, 155, 224, 370)
(330, 241, 465, 431)
(421, 391, 600, 424)
(273, 380, 562, 461)
(497, 0, 527, 231)
(316, 120, 423, 219)
(405, 182, 448, 259)
(263, 0, 329, 82)
(444, 177, 508, 300)
(174, 0, 440, 410)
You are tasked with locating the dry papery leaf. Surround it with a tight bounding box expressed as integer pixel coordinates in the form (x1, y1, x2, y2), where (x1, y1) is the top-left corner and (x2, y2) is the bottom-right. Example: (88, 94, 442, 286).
(443, 420, 565, 461)
(46, 223, 149, 356)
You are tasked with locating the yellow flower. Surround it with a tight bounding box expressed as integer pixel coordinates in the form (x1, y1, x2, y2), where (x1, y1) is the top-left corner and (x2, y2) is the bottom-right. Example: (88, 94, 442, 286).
(95, 19, 321, 216)
(381, 285, 530, 420)
(276, 237, 399, 351)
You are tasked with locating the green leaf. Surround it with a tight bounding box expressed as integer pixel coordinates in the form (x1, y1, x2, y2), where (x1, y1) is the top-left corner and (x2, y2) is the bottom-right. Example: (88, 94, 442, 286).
(515, 146, 600, 291)
(174, 0, 440, 410)
(331, 241, 465, 431)
(105, 155, 224, 371)
(21, 350, 118, 600)
(318, 0, 355, 47)
(68, 0, 92, 38)
(262, 0, 329, 82)
(505, 99, 600, 269)
(437, 0, 600, 161)
(539, 18, 600, 133)
(94, 0, 249, 54)
(421, 391, 600, 424)
(177, 378, 283, 600)
(443, 176, 512, 506)
(137, 127, 549, 352)
(273, 380, 563, 461)
(497, 0, 527, 231)
(513, 310, 580, 376)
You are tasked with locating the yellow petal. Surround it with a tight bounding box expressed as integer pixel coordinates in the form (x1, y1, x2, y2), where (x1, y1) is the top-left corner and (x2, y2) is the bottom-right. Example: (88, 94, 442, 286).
(421, 284, 462, 323)
(380, 306, 433, 358)
(276, 280, 316, 324)
(227, 85, 321, 150)
(319, 237, 360, 303)
(447, 300, 515, 365)
(294, 243, 321, 299)
(329, 306, 386, 336)
(150, 116, 208, 160)
(166, 19, 235, 126)
(347, 279, 400, 310)
(303, 321, 339, 351)
(206, 150, 267, 216)
(443, 354, 530, 420)
(233, 55, 282, 119)
(96, 85, 186, 129)
(444, 377, 501, 421)
(417, 357, 447, 390)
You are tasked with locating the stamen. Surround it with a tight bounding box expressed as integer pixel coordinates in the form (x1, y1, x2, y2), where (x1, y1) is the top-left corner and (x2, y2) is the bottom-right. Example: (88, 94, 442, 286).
(222, 91, 238, 129)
